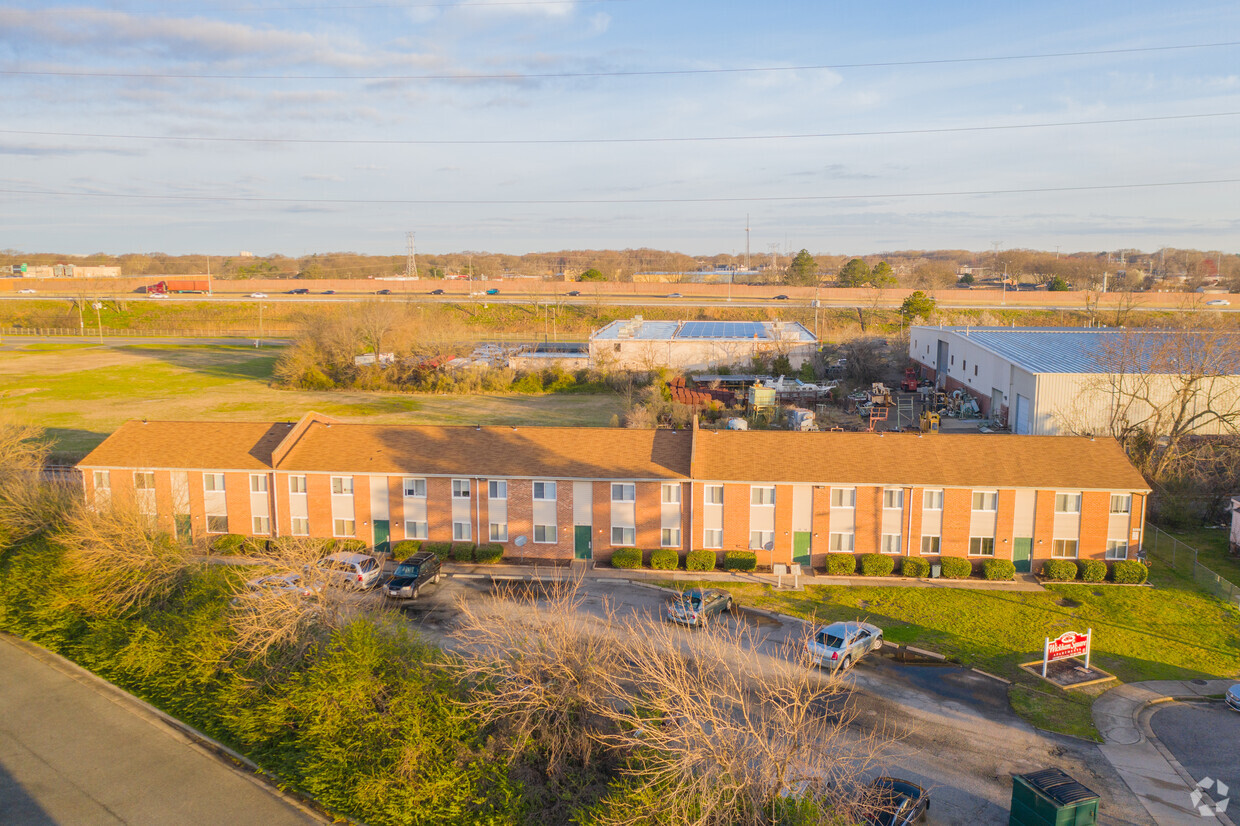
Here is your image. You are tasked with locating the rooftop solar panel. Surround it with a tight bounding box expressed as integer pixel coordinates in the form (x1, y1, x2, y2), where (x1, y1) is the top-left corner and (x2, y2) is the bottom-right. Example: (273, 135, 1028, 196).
(677, 321, 767, 340)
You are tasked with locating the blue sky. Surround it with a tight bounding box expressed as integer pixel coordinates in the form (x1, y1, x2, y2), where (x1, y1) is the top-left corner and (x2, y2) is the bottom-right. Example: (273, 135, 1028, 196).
(1, 0, 1237, 256)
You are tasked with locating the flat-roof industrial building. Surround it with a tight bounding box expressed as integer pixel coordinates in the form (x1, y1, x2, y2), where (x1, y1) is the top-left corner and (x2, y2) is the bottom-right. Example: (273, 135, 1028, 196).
(591, 317, 817, 371)
(909, 326, 1240, 436)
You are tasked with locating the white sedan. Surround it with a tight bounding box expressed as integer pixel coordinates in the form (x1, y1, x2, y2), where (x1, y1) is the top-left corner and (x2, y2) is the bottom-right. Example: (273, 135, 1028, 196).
(17, 288, 36, 294)
(1205, 299, 1230, 307)
(249, 292, 268, 298)
(805, 621, 884, 672)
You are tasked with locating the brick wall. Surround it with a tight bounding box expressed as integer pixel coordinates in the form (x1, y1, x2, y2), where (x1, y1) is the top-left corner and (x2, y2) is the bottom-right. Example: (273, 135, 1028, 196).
(274, 473, 292, 537)
(1031, 490, 1056, 570)
(426, 476, 452, 542)
(635, 482, 662, 550)
(351, 475, 371, 542)
(995, 489, 1016, 556)
(306, 473, 333, 539)
(721, 483, 749, 551)
(772, 484, 794, 565)
(679, 482, 692, 554)
(224, 472, 251, 535)
(940, 488, 971, 557)
(387, 476, 405, 541)
(854, 486, 880, 555)
(592, 481, 614, 565)
(1079, 491, 1110, 559)
(906, 486, 924, 555)
(810, 486, 831, 569)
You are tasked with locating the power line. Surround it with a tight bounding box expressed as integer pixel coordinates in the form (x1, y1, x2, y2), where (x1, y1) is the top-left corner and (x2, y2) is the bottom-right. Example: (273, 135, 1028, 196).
(3, 40, 1236, 81)
(2, 111, 1236, 146)
(28, 0, 628, 11)
(1, 178, 1236, 206)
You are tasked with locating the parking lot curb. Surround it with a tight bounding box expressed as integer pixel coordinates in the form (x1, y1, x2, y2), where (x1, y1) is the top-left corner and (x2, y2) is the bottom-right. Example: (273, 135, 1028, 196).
(970, 667, 1012, 684)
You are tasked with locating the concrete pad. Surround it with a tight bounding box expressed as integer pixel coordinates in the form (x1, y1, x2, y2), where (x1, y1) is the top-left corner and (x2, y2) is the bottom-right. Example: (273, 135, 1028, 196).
(1100, 742, 1207, 826)
(1093, 711, 1142, 745)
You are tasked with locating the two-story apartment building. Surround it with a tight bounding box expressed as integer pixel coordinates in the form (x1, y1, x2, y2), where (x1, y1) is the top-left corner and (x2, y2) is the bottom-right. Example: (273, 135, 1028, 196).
(77, 413, 1150, 574)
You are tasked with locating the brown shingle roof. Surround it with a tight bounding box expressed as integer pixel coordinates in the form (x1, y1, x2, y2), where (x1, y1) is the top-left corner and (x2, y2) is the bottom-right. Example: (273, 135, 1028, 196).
(690, 431, 1149, 491)
(272, 422, 693, 479)
(77, 420, 294, 470)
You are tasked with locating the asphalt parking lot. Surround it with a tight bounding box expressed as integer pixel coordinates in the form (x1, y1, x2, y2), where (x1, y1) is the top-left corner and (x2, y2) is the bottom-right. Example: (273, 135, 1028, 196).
(1149, 700, 1240, 810)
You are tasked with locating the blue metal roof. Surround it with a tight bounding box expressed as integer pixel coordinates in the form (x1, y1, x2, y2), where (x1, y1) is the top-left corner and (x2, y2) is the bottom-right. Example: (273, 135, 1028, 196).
(593, 318, 816, 342)
(936, 327, 1240, 374)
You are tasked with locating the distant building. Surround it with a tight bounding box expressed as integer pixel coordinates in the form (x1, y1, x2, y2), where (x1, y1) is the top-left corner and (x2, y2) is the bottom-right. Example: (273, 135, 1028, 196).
(591, 317, 817, 372)
(15, 264, 121, 279)
(909, 326, 1240, 435)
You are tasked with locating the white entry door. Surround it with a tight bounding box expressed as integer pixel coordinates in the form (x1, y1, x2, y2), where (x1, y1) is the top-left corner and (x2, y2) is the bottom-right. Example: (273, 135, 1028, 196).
(1014, 394, 1031, 434)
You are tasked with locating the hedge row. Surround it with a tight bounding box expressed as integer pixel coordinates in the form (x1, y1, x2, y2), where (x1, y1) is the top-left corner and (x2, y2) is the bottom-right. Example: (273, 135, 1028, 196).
(1042, 558, 1148, 584)
(606, 550, 742, 572)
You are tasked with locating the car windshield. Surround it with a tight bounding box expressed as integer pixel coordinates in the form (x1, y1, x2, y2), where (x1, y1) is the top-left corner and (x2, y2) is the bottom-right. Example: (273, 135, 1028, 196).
(816, 630, 846, 648)
(394, 564, 420, 577)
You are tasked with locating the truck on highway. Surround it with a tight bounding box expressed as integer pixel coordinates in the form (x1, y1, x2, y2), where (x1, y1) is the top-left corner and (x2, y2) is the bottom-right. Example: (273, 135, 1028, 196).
(145, 279, 211, 295)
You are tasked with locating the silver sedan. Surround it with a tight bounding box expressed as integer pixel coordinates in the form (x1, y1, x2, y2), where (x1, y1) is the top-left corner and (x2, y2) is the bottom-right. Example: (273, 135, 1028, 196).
(805, 621, 883, 672)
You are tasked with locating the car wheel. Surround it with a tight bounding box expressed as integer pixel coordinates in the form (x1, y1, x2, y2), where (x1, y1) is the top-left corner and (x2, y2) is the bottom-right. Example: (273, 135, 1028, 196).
(725, 598, 733, 613)
(432, 573, 440, 584)
(412, 586, 420, 599)
(841, 656, 852, 671)
(874, 634, 883, 650)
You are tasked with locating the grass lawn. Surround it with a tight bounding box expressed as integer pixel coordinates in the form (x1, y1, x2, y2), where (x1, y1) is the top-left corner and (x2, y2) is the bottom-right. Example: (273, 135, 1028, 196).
(1157, 525, 1240, 587)
(662, 573, 1240, 740)
(0, 340, 625, 461)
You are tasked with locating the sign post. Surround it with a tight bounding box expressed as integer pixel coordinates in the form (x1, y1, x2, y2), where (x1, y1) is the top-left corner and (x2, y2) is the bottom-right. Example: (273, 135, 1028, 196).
(1042, 628, 1092, 677)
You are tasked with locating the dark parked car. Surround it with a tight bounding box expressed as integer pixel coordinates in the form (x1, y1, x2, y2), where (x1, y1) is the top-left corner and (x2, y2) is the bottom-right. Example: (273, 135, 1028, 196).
(430, 288, 445, 295)
(861, 777, 929, 826)
(287, 287, 310, 294)
(665, 588, 732, 626)
(567, 290, 581, 296)
(383, 551, 442, 600)
(376, 289, 392, 295)
(485, 288, 500, 295)
(773, 294, 789, 300)
(666, 292, 683, 298)
(321, 289, 335, 295)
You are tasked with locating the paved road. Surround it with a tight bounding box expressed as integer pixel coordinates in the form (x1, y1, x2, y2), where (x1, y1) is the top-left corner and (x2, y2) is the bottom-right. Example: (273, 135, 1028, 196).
(0, 635, 323, 826)
(1150, 701, 1240, 808)
(393, 576, 1153, 825)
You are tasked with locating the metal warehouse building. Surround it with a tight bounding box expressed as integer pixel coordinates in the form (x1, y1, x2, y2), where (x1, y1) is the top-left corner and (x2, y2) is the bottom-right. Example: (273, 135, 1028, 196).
(590, 317, 817, 371)
(909, 326, 1240, 436)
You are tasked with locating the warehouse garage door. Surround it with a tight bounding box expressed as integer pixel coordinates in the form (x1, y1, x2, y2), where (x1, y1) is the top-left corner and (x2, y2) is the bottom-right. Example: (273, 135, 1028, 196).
(1014, 394, 1031, 434)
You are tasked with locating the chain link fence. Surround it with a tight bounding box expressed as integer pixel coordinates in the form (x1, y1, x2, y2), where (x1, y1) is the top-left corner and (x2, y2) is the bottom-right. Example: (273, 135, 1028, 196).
(1145, 523, 1240, 607)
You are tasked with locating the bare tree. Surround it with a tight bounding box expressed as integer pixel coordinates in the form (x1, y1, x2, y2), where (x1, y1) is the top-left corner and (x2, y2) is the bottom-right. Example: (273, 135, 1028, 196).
(0, 420, 77, 545)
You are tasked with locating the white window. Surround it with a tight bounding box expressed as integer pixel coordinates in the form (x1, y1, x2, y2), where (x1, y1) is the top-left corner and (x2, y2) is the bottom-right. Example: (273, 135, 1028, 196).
(662, 484, 681, 504)
(1052, 539, 1078, 558)
(831, 488, 856, 508)
(883, 489, 904, 509)
(249, 474, 268, 493)
(612, 526, 635, 546)
(204, 473, 225, 492)
(611, 483, 636, 502)
(1055, 493, 1081, 513)
(93, 470, 111, 489)
(533, 481, 557, 501)
(206, 514, 228, 533)
(252, 516, 270, 535)
(703, 529, 723, 548)
(453, 521, 471, 541)
(289, 475, 307, 494)
(1105, 539, 1128, 560)
(133, 471, 155, 490)
(829, 533, 854, 552)
(490, 522, 508, 542)
(749, 530, 774, 550)
(1109, 494, 1131, 514)
(972, 491, 997, 511)
(534, 524, 556, 543)
(405, 521, 428, 539)
(333, 518, 355, 537)
(331, 476, 353, 495)
(662, 528, 681, 547)
(403, 478, 426, 498)
(488, 480, 507, 500)
(881, 534, 902, 554)
(923, 489, 943, 510)
(751, 486, 776, 506)
(921, 536, 940, 554)
(969, 537, 995, 556)
(290, 517, 309, 536)
(452, 479, 470, 498)
(704, 484, 723, 505)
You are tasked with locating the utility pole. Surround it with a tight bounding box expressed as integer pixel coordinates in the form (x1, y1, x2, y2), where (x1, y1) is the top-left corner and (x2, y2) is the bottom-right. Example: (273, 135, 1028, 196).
(257, 301, 264, 347)
(93, 301, 104, 343)
(206, 256, 212, 295)
(745, 215, 750, 272)
(405, 232, 418, 279)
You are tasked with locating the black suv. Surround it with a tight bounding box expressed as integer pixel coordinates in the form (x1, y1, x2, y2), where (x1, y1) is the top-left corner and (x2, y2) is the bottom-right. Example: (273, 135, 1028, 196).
(383, 551, 442, 600)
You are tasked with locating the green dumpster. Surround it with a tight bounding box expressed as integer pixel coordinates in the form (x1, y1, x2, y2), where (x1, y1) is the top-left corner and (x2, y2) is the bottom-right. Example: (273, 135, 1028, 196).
(1009, 768, 1100, 826)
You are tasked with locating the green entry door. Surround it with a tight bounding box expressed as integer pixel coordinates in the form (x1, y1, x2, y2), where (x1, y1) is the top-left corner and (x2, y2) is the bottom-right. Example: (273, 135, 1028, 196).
(1013, 537, 1033, 573)
(793, 531, 812, 568)
(372, 520, 390, 557)
(174, 514, 192, 543)
(574, 525, 592, 560)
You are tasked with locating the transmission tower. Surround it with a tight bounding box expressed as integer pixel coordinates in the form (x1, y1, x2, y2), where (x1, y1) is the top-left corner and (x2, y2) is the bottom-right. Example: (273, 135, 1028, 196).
(405, 231, 418, 279)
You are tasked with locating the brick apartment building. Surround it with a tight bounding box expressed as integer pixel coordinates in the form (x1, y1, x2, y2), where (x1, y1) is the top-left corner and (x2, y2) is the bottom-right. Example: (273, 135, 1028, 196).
(77, 413, 1150, 573)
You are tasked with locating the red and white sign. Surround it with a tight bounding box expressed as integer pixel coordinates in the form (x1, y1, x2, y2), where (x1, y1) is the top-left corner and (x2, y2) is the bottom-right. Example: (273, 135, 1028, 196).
(1041, 628, 1092, 677)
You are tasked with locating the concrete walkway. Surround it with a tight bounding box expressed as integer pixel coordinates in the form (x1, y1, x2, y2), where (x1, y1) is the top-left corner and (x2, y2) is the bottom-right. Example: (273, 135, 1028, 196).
(1093, 679, 1237, 826)
(0, 634, 328, 826)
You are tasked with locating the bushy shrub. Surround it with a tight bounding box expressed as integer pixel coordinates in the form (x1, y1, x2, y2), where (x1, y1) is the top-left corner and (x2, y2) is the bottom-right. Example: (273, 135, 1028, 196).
(1080, 559, 1107, 582)
(451, 542, 476, 563)
(422, 541, 453, 561)
(982, 559, 1016, 581)
(825, 553, 856, 576)
(724, 551, 757, 572)
(610, 548, 642, 569)
(474, 543, 503, 564)
(1042, 559, 1079, 581)
(336, 539, 368, 556)
(686, 550, 717, 572)
(391, 539, 422, 558)
(901, 557, 930, 578)
(650, 549, 679, 570)
(940, 557, 972, 579)
(859, 553, 895, 577)
(1111, 559, 1149, 584)
(210, 534, 247, 555)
